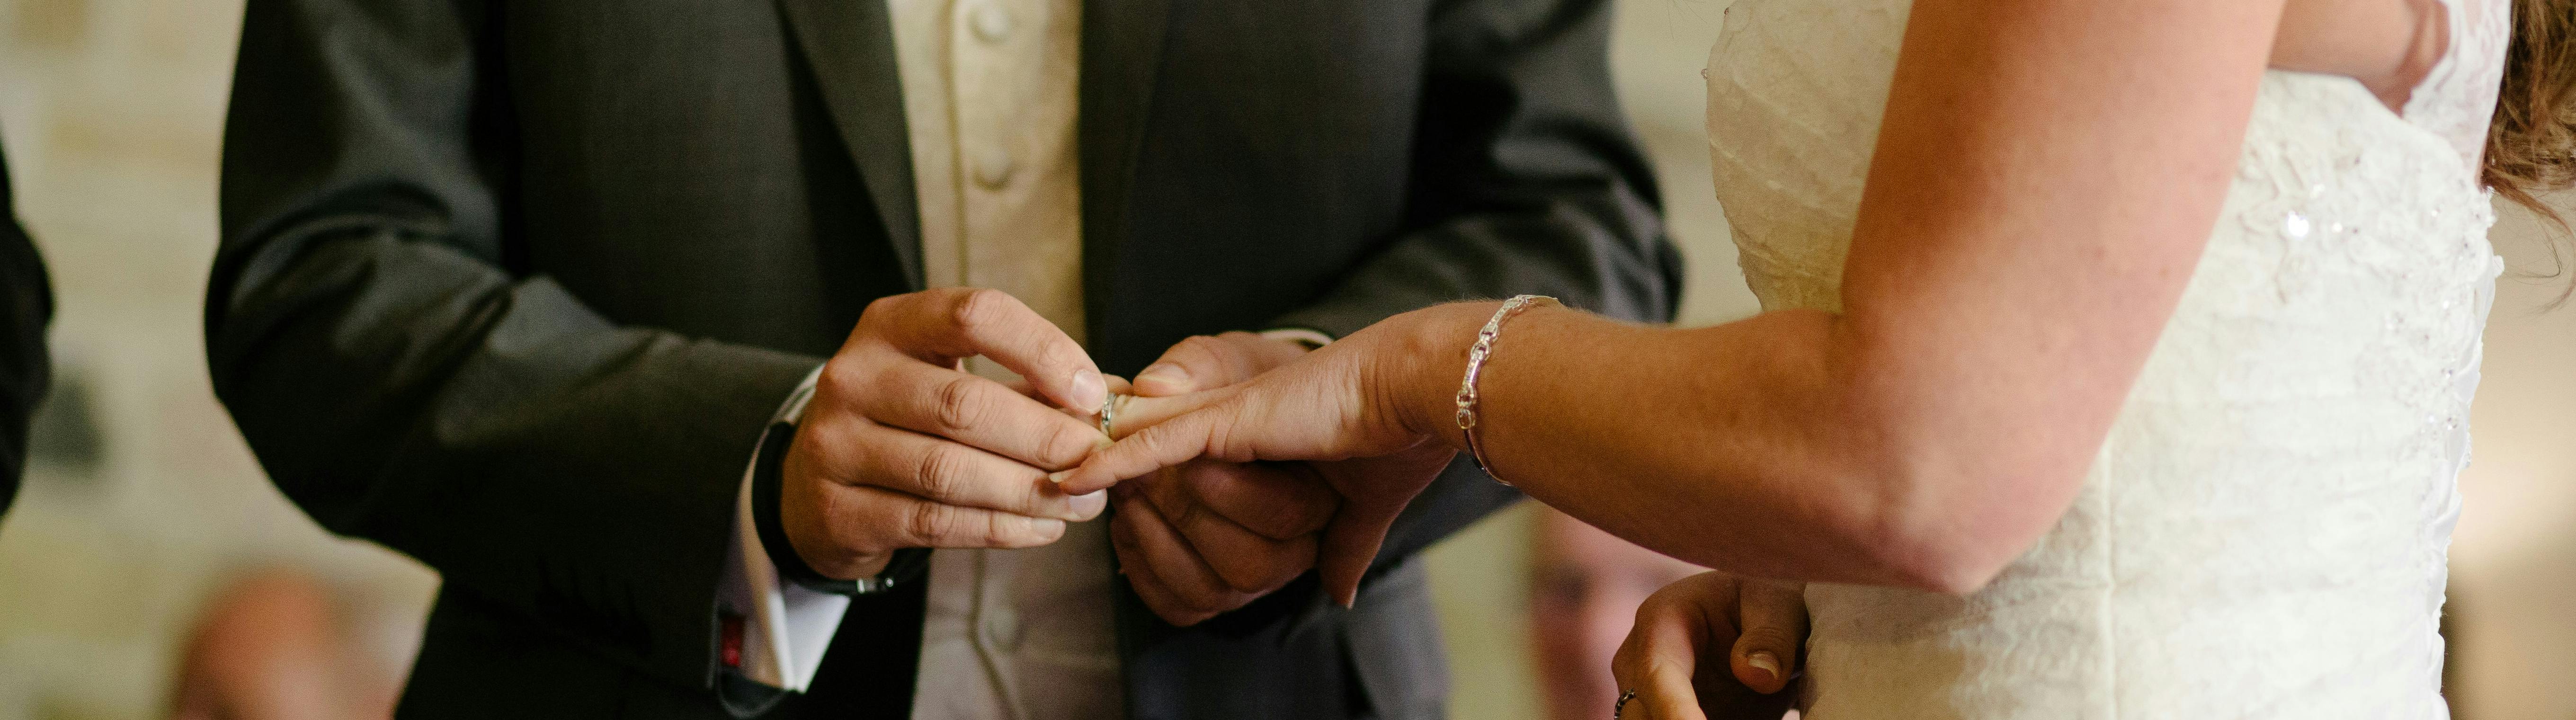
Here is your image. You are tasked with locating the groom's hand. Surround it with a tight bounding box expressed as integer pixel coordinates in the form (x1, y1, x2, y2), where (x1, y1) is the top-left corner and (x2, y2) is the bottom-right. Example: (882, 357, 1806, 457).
(1112, 332, 1339, 625)
(781, 288, 1112, 580)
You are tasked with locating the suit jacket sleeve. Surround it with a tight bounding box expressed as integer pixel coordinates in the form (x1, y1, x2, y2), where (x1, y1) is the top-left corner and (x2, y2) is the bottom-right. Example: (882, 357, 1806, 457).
(210, 0, 821, 690)
(0, 135, 49, 517)
(1269, 0, 1684, 569)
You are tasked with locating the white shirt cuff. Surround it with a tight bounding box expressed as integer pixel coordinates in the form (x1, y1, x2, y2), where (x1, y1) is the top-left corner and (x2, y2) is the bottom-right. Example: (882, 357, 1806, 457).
(715, 366, 846, 691)
(1257, 327, 1335, 349)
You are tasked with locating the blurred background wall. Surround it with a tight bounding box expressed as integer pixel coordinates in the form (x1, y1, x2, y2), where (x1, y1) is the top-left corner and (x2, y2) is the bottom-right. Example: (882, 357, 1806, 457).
(0, 0, 437, 717)
(0, 0, 2567, 718)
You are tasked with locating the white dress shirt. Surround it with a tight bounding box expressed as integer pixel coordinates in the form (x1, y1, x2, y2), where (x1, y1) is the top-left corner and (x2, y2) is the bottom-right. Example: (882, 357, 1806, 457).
(718, 0, 1124, 718)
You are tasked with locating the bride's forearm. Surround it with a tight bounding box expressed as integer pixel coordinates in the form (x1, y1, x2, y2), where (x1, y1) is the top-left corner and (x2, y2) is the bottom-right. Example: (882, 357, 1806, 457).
(1379, 302, 2023, 594)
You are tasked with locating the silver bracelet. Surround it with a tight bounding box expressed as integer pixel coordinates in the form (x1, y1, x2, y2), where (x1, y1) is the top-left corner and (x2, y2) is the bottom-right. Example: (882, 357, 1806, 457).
(1455, 295, 1558, 486)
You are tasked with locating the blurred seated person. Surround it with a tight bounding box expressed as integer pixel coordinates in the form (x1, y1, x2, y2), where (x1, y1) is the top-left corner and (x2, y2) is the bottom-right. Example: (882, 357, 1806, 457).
(1527, 507, 1798, 720)
(171, 569, 404, 720)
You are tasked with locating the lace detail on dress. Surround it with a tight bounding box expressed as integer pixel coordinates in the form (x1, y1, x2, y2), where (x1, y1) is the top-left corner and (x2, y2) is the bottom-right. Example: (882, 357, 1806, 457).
(2404, 0, 2511, 172)
(1707, 1, 2505, 718)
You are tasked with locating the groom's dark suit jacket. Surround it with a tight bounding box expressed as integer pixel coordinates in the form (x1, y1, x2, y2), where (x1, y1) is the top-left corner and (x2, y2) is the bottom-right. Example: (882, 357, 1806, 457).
(0, 136, 51, 517)
(210, 0, 1679, 717)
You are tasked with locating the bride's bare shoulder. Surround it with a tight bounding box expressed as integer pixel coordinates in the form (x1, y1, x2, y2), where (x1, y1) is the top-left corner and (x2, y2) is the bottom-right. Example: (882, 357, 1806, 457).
(2271, 0, 2451, 109)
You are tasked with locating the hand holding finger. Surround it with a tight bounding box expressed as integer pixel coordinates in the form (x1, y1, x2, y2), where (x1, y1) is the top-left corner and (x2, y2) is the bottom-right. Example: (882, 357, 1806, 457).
(1101, 389, 1225, 441)
(801, 414, 1105, 521)
(1055, 395, 1238, 493)
(862, 288, 1107, 413)
(783, 419, 1104, 572)
(1175, 460, 1337, 542)
(1109, 522, 1216, 626)
(848, 359, 1106, 471)
(1141, 462, 1320, 594)
(785, 287, 1113, 580)
(1110, 491, 1250, 625)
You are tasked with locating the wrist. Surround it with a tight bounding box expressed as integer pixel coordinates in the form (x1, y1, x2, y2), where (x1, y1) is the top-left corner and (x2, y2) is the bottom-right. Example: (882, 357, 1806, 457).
(1382, 301, 1501, 445)
(765, 423, 912, 592)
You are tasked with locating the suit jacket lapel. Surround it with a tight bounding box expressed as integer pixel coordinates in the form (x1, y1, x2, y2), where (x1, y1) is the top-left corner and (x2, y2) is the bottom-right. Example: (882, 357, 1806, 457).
(776, 0, 925, 289)
(1079, 0, 1172, 345)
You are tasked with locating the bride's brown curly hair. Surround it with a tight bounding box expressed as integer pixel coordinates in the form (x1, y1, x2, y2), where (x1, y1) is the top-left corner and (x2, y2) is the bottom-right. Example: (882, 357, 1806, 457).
(2489, 0, 2576, 219)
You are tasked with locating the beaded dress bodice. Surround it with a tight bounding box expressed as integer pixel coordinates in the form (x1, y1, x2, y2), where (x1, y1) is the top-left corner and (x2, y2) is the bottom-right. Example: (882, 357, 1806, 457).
(1705, 1, 2506, 716)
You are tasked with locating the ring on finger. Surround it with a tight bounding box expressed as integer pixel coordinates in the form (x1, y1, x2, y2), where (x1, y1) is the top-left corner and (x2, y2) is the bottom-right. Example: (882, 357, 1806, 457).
(1098, 392, 1134, 437)
(1613, 689, 1638, 720)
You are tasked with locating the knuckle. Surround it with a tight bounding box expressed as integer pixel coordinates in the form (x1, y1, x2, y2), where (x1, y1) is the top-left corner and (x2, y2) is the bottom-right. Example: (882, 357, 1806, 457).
(949, 288, 1014, 336)
(1638, 653, 1694, 683)
(1634, 595, 1680, 626)
(818, 493, 878, 562)
(818, 356, 873, 400)
(1178, 336, 1246, 381)
(859, 294, 903, 327)
(1038, 424, 1097, 470)
(1196, 544, 1259, 589)
(783, 421, 835, 478)
(905, 501, 957, 544)
(1174, 335, 1226, 363)
(1034, 335, 1084, 373)
(932, 375, 993, 432)
(1264, 491, 1334, 539)
(1213, 553, 1287, 593)
(911, 443, 971, 501)
(1649, 575, 1708, 604)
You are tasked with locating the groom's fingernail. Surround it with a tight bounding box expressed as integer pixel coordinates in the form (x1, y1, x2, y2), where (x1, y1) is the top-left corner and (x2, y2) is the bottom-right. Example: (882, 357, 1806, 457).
(1746, 651, 1781, 684)
(1068, 490, 1108, 519)
(1047, 470, 1074, 484)
(1134, 364, 1189, 391)
(1069, 369, 1108, 412)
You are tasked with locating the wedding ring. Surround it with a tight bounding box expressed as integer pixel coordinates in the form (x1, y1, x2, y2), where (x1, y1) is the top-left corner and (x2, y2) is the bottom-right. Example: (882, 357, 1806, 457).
(1097, 393, 1132, 438)
(1613, 689, 1638, 719)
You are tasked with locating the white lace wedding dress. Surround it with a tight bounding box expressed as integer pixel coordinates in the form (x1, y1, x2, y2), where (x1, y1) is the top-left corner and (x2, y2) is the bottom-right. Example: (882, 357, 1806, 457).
(1704, 0, 2508, 716)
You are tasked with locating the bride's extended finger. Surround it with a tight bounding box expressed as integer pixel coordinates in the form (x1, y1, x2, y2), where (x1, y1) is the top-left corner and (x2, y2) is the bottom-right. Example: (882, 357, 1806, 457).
(1053, 408, 1228, 494)
(1107, 390, 1226, 440)
(1110, 512, 1222, 626)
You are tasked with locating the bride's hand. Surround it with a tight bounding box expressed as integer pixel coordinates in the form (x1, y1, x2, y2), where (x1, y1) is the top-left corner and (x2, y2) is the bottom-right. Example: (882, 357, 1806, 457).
(1611, 572, 1809, 720)
(1059, 306, 1484, 606)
